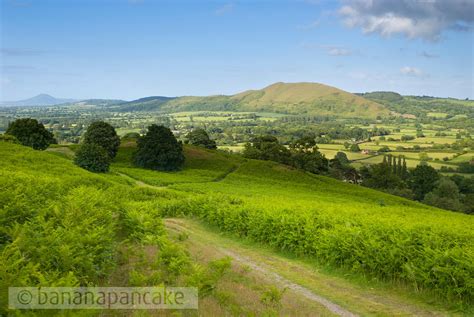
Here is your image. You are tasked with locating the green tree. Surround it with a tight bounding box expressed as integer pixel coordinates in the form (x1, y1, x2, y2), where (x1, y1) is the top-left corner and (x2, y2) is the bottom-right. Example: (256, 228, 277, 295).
(290, 136, 317, 153)
(6, 118, 56, 150)
(409, 164, 439, 200)
(243, 135, 291, 164)
(349, 143, 360, 152)
(74, 143, 110, 173)
(423, 179, 464, 212)
(360, 163, 403, 190)
(134, 125, 184, 171)
(335, 151, 350, 165)
(185, 128, 217, 149)
(83, 121, 120, 159)
(0, 134, 19, 144)
(291, 151, 328, 174)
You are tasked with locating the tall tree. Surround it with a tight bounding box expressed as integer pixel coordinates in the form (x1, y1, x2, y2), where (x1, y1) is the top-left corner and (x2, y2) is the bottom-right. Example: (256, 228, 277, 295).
(243, 135, 291, 164)
(134, 125, 185, 171)
(409, 164, 439, 200)
(397, 156, 403, 176)
(6, 118, 56, 150)
(83, 121, 120, 159)
(402, 157, 408, 179)
(185, 128, 217, 149)
(74, 143, 110, 173)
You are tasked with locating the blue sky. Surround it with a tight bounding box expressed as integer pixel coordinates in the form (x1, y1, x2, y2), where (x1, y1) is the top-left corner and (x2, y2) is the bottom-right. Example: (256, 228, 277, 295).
(1, 0, 473, 101)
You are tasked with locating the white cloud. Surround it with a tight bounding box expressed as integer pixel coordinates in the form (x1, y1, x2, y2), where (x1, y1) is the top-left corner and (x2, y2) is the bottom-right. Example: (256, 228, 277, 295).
(320, 45, 352, 56)
(339, 0, 474, 40)
(215, 3, 234, 16)
(400, 66, 423, 76)
(297, 20, 320, 30)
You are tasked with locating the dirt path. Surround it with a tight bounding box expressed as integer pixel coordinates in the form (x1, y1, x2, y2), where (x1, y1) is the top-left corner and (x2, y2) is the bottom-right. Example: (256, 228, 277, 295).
(116, 172, 167, 189)
(165, 218, 357, 317)
(217, 247, 358, 317)
(165, 218, 452, 317)
(213, 164, 240, 182)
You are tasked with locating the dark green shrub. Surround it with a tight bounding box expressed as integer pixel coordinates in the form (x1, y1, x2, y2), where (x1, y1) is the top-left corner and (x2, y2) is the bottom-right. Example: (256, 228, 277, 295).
(185, 128, 217, 149)
(83, 121, 120, 159)
(74, 143, 111, 172)
(0, 134, 19, 144)
(6, 118, 56, 150)
(134, 125, 184, 171)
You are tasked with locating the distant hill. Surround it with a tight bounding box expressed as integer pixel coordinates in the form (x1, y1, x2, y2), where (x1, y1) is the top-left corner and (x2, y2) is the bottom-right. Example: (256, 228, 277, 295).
(119, 82, 389, 118)
(359, 91, 474, 118)
(356, 91, 403, 103)
(1, 94, 78, 106)
(65, 99, 127, 107)
(119, 96, 176, 112)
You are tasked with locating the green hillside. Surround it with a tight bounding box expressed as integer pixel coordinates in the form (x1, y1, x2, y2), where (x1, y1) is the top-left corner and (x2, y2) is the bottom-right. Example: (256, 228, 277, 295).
(119, 82, 389, 118)
(2, 141, 473, 314)
(359, 91, 474, 118)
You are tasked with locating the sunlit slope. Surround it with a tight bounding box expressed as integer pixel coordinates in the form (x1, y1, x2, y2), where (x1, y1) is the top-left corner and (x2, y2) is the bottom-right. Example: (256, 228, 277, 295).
(2, 142, 473, 307)
(109, 145, 473, 305)
(231, 82, 388, 117)
(120, 82, 389, 118)
(112, 144, 243, 186)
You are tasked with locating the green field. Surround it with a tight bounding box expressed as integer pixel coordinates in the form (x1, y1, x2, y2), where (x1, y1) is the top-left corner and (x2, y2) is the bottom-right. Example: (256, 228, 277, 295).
(2, 140, 474, 314)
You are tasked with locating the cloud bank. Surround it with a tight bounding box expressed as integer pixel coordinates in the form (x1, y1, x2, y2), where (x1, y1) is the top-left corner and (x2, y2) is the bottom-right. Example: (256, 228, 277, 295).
(339, 0, 474, 40)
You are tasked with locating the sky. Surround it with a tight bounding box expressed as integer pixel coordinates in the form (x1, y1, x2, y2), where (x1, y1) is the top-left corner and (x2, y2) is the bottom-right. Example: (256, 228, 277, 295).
(1, 0, 473, 101)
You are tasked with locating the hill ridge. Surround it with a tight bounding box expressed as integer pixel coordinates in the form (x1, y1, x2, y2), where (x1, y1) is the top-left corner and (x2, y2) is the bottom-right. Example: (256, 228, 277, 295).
(119, 82, 389, 118)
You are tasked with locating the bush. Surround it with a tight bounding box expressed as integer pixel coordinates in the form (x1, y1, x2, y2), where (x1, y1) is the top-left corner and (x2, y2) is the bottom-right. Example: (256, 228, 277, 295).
(83, 121, 120, 159)
(5, 118, 56, 150)
(74, 143, 111, 172)
(0, 134, 19, 144)
(349, 143, 361, 152)
(401, 135, 415, 141)
(185, 128, 217, 149)
(134, 125, 184, 171)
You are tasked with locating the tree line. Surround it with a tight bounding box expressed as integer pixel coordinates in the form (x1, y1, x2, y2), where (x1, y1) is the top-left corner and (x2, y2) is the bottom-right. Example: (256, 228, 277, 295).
(3, 118, 472, 214)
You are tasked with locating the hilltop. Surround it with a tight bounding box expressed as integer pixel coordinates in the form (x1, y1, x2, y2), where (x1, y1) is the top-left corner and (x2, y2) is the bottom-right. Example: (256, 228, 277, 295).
(1, 94, 78, 106)
(119, 82, 389, 118)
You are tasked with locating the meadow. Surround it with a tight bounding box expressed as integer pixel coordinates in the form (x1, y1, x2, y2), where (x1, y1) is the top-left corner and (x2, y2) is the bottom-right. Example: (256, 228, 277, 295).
(1, 140, 474, 315)
(112, 142, 474, 308)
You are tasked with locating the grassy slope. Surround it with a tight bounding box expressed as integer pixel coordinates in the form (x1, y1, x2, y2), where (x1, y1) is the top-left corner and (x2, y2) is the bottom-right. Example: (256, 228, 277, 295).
(109, 143, 473, 311)
(121, 82, 389, 119)
(2, 142, 473, 314)
(165, 218, 457, 316)
(232, 82, 388, 118)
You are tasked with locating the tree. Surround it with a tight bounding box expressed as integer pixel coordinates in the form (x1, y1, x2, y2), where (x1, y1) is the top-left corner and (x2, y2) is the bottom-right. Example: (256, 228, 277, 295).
(423, 179, 464, 212)
(134, 125, 184, 171)
(185, 128, 217, 149)
(122, 132, 141, 140)
(290, 136, 317, 153)
(335, 152, 350, 165)
(291, 150, 328, 174)
(6, 118, 56, 150)
(361, 163, 403, 190)
(83, 121, 120, 159)
(243, 135, 291, 164)
(409, 164, 439, 200)
(349, 143, 360, 152)
(74, 143, 110, 173)
(0, 134, 19, 144)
